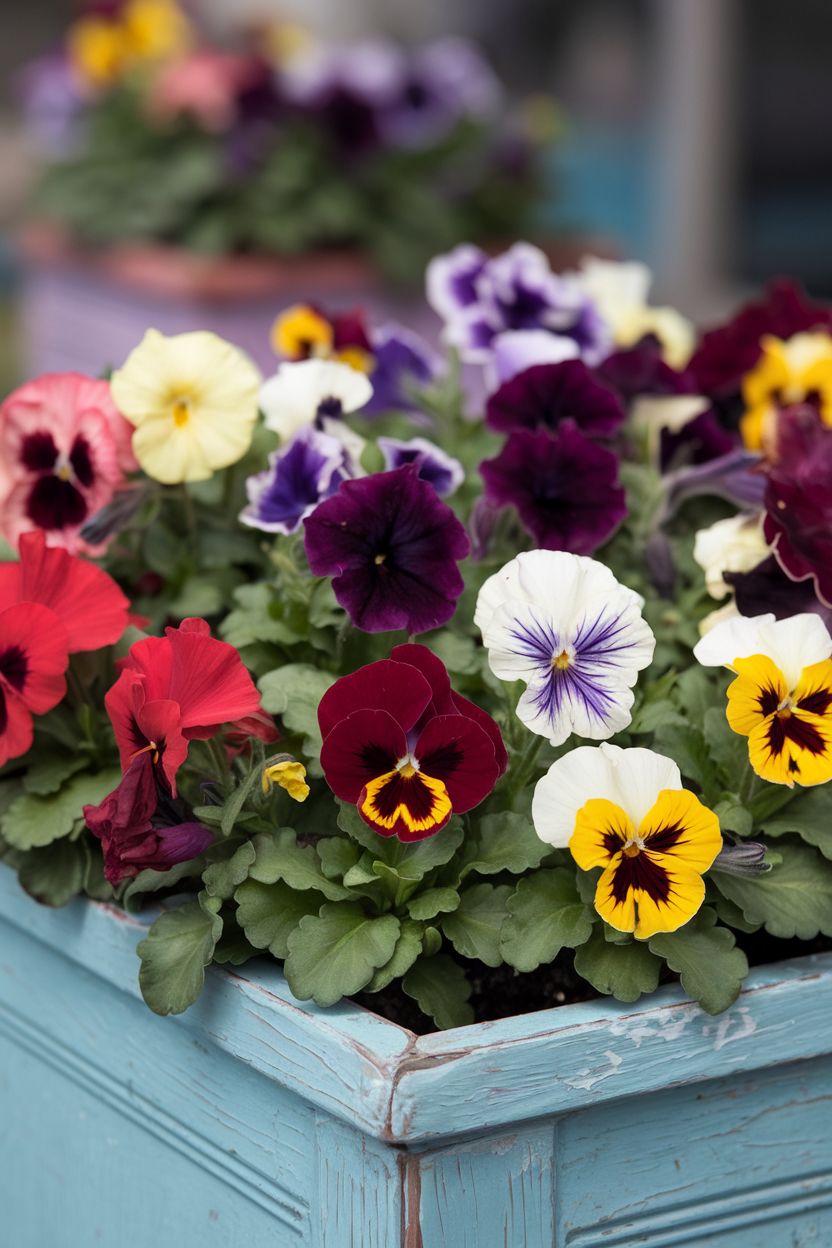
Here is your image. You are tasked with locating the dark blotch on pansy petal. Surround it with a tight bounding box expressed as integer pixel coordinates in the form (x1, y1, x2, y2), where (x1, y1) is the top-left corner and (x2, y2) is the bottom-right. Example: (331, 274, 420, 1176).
(479, 422, 627, 555)
(69, 434, 94, 487)
(725, 555, 832, 628)
(486, 360, 624, 439)
(20, 430, 58, 473)
(595, 334, 694, 402)
(303, 464, 470, 634)
(0, 645, 28, 692)
(761, 407, 832, 607)
(26, 474, 88, 531)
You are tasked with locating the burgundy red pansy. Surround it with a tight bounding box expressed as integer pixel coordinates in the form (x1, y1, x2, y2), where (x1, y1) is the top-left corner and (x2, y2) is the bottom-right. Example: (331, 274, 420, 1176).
(318, 644, 506, 841)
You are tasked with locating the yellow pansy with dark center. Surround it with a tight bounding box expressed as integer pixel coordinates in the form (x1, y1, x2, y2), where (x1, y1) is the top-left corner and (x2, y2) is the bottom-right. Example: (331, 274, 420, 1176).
(570, 789, 721, 939)
(727, 654, 832, 787)
(270, 305, 334, 360)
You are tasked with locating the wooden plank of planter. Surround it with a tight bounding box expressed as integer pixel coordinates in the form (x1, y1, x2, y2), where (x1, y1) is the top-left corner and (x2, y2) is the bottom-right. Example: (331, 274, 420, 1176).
(3, 863, 831, 1148)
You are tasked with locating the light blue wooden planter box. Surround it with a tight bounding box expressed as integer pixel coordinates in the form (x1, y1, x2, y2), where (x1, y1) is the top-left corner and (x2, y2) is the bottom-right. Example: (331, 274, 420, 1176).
(2, 861, 831, 1247)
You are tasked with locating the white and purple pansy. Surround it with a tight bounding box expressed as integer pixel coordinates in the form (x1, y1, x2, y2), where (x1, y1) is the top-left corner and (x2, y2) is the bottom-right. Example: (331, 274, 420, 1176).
(376, 436, 465, 497)
(239, 425, 359, 535)
(475, 550, 655, 745)
(426, 241, 612, 368)
(258, 358, 373, 443)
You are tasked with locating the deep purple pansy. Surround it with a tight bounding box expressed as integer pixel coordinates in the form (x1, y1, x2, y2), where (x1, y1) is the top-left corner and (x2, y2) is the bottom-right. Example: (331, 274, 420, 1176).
(376, 436, 464, 497)
(363, 322, 440, 415)
(725, 555, 832, 630)
(485, 360, 625, 439)
(303, 463, 470, 633)
(595, 334, 695, 403)
(762, 406, 832, 607)
(659, 408, 734, 471)
(479, 421, 627, 554)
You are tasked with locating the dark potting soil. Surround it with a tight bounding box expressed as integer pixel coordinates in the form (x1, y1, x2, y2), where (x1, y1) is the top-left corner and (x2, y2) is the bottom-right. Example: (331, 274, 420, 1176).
(353, 931, 832, 1036)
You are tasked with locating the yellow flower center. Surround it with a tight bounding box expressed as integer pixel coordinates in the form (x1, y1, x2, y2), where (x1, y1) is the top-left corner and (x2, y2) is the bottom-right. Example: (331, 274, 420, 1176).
(172, 398, 190, 427)
(398, 759, 417, 778)
(374, 553, 386, 565)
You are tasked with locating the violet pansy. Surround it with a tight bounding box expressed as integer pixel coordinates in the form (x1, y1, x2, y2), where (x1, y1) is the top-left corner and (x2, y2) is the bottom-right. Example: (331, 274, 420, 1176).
(376, 436, 464, 497)
(239, 425, 358, 535)
(475, 550, 655, 745)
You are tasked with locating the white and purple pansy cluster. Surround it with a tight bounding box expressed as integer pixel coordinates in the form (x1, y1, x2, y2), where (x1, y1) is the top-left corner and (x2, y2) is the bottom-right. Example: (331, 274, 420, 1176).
(475, 550, 655, 745)
(240, 357, 465, 534)
(426, 242, 613, 382)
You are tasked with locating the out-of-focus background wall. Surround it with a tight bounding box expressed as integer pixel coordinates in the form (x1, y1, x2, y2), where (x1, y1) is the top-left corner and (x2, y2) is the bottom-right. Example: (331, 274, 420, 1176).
(2, 0, 832, 386)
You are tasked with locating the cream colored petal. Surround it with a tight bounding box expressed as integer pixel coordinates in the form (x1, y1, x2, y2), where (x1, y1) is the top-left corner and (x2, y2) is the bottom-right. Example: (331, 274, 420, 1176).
(473, 556, 530, 635)
(693, 613, 776, 670)
(693, 512, 769, 599)
(694, 611, 832, 689)
(132, 417, 212, 483)
(698, 599, 741, 636)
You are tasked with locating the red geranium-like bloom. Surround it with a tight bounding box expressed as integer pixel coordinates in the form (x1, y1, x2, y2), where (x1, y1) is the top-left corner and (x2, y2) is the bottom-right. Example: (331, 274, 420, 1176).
(105, 617, 264, 795)
(0, 373, 137, 554)
(762, 406, 832, 607)
(0, 530, 130, 652)
(318, 644, 506, 842)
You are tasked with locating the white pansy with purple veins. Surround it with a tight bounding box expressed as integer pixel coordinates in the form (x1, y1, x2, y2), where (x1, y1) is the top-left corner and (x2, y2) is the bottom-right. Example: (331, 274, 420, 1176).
(376, 436, 465, 497)
(426, 241, 612, 367)
(475, 550, 655, 745)
(259, 358, 373, 443)
(239, 425, 357, 535)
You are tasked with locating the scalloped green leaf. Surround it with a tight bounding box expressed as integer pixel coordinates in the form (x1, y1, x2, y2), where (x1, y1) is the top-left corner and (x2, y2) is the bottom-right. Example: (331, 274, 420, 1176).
(501, 869, 594, 972)
(442, 882, 512, 967)
(137, 893, 223, 1017)
(234, 878, 325, 957)
(402, 954, 474, 1030)
(649, 906, 748, 1015)
(284, 903, 400, 1006)
(573, 927, 661, 1002)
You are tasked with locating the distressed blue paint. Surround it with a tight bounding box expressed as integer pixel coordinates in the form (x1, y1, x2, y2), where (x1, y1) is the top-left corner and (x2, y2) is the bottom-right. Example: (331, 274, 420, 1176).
(2, 864, 832, 1247)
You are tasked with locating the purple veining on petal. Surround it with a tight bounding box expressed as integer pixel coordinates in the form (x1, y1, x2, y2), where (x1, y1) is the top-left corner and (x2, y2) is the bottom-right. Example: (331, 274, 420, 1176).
(240, 426, 349, 534)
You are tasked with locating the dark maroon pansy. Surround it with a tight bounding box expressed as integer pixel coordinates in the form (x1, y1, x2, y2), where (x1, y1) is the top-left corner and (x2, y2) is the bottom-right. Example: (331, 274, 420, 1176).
(595, 334, 695, 403)
(485, 360, 625, 439)
(761, 407, 832, 607)
(330, 306, 373, 354)
(659, 408, 734, 471)
(318, 647, 504, 842)
(83, 753, 213, 886)
(725, 555, 832, 629)
(303, 464, 470, 634)
(479, 421, 627, 555)
(689, 278, 832, 400)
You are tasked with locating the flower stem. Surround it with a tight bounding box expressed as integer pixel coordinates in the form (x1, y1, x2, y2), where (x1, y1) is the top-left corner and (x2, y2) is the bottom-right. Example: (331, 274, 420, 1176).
(205, 734, 231, 788)
(180, 483, 197, 541)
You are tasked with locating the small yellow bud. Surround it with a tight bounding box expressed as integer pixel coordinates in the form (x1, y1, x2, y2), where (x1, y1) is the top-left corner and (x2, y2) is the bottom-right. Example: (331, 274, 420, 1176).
(262, 756, 310, 802)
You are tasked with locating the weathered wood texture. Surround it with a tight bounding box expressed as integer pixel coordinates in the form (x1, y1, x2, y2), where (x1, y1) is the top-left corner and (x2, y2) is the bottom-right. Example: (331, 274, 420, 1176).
(1, 864, 831, 1246)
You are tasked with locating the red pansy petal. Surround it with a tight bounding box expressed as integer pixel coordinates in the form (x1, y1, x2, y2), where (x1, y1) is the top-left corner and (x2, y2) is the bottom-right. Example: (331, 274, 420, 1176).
(166, 626, 261, 729)
(318, 659, 433, 742)
(415, 714, 499, 813)
(174, 617, 212, 636)
(114, 634, 173, 697)
(390, 643, 456, 715)
(135, 698, 189, 794)
(319, 708, 407, 803)
(0, 688, 34, 768)
(17, 530, 129, 652)
(451, 691, 508, 775)
(84, 752, 157, 850)
(126, 612, 152, 630)
(106, 670, 150, 770)
(0, 561, 21, 605)
(0, 601, 68, 714)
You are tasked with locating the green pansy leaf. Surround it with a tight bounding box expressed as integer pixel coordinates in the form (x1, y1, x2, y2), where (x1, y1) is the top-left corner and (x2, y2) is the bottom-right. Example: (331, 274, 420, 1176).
(408, 887, 461, 921)
(257, 664, 337, 776)
(674, 665, 731, 729)
(190, 804, 224, 825)
(364, 919, 425, 992)
(501, 869, 595, 972)
(2, 768, 123, 850)
(628, 698, 686, 735)
(23, 754, 89, 797)
(713, 800, 754, 839)
(758, 786, 832, 859)
(703, 707, 751, 784)
(284, 902, 401, 1006)
(249, 829, 356, 900)
(574, 928, 662, 1001)
(402, 953, 474, 1030)
(221, 583, 304, 648)
(213, 909, 260, 967)
(705, 881, 762, 934)
(441, 882, 513, 967)
(234, 878, 325, 957)
(649, 906, 748, 1015)
(711, 842, 832, 939)
(81, 840, 113, 902)
(423, 926, 442, 956)
(121, 854, 211, 912)
(317, 836, 361, 880)
(651, 724, 721, 803)
(372, 860, 423, 907)
(202, 840, 257, 899)
(747, 783, 797, 826)
(426, 632, 481, 675)
(343, 850, 381, 887)
(455, 811, 549, 881)
(575, 865, 602, 907)
(137, 893, 223, 1017)
(336, 800, 464, 877)
(220, 760, 264, 836)
(17, 837, 88, 907)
